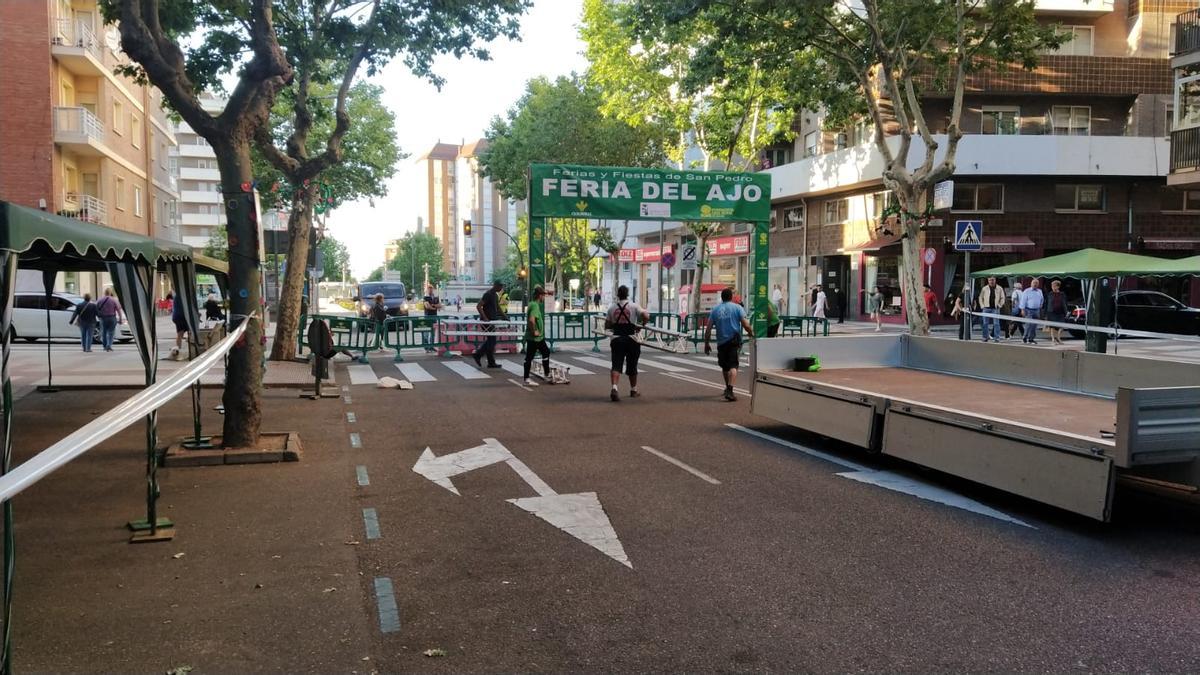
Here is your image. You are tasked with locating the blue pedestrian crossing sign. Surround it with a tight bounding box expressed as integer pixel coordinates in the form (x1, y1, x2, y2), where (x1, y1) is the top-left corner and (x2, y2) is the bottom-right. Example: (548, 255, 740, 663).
(954, 220, 983, 251)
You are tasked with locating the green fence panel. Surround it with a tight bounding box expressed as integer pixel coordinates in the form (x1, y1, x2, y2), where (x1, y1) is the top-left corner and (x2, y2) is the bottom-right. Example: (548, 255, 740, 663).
(382, 316, 453, 361)
(646, 312, 682, 333)
(779, 315, 829, 337)
(545, 311, 602, 352)
(308, 313, 378, 363)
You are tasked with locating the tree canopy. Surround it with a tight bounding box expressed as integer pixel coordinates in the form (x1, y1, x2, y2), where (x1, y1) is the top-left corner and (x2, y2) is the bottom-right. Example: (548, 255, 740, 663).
(318, 235, 351, 282)
(385, 231, 448, 289)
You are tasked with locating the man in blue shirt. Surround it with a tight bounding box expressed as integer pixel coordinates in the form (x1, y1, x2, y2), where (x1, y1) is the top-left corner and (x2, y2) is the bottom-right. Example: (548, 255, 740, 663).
(703, 288, 754, 401)
(1019, 278, 1045, 344)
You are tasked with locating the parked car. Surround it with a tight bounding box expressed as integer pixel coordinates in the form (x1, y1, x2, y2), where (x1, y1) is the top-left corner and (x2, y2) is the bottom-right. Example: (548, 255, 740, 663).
(1065, 290, 1200, 337)
(11, 292, 134, 343)
(353, 282, 409, 318)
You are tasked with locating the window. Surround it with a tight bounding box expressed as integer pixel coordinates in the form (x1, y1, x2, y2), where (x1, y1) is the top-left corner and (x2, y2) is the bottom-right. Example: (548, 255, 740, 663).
(981, 106, 1020, 135)
(870, 190, 896, 219)
(804, 131, 819, 158)
(763, 146, 793, 168)
(1174, 74, 1200, 130)
(823, 198, 849, 224)
(1051, 106, 1091, 136)
(133, 185, 143, 216)
(952, 184, 1004, 212)
(112, 100, 124, 134)
(848, 121, 873, 146)
(115, 176, 126, 210)
(152, 198, 159, 223)
(131, 114, 141, 147)
(1160, 187, 1200, 212)
(1166, 103, 1174, 138)
(1045, 25, 1094, 56)
(1055, 184, 1105, 211)
(833, 132, 849, 150)
(780, 205, 805, 230)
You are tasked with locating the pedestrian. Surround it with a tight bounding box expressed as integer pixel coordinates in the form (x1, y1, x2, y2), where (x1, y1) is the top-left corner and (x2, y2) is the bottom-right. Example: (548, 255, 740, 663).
(472, 280, 505, 369)
(1019, 278, 1045, 344)
(1006, 281, 1024, 340)
(1045, 279, 1068, 345)
(166, 289, 192, 354)
(950, 290, 967, 340)
(809, 285, 819, 315)
(204, 293, 225, 322)
(765, 300, 781, 338)
(813, 286, 828, 320)
(771, 283, 784, 314)
(833, 285, 846, 323)
(95, 287, 124, 352)
(455, 294, 462, 312)
(922, 284, 941, 321)
(605, 284, 649, 402)
(704, 287, 755, 402)
(593, 289, 602, 310)
(68, 293, 98, 352)
(423, 284, 441, 317)
(868, 285, 884, 331)
(977, 276, 1005, 342)
(522, 286, 553, 386)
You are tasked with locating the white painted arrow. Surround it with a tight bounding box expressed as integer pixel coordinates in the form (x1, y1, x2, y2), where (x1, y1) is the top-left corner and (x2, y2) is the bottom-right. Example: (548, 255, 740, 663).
(509, 492, 632, 568)
(412, 439, 513, 495)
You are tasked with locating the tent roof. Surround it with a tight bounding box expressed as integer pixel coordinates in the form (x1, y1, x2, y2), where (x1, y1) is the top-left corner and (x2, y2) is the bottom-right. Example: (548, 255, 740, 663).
(972, 248, 1173, 278)
(0, 201, 157, 268)
(1143, 255, 1200, 275)
(192, 253, 228, 277)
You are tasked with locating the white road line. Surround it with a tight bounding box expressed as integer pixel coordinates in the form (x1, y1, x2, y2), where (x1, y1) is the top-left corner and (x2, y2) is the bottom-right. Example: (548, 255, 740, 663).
(636, 356, 693, 373)
(496, 360, 525, 377)
(356, 465, 370, 486)
(657, 355, 724, 371)
(443, 361, 490, 380)
(573, 355, 641, 372)
(726, 423, 867, 471)
(668, 372, 751, 397)
(507, 378, 533, 391)
(552, 359, 593, 374)
(640, 446, 721, 485)
(395, 363, 436, 382)
(347, 364, 379, 385)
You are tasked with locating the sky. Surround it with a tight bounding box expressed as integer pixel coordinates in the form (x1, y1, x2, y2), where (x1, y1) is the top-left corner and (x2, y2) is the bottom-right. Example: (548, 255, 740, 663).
(327, 0, 589, 279)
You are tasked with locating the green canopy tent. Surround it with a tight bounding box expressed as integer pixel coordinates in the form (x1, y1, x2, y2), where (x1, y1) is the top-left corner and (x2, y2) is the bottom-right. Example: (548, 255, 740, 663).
(971, 248, 1192, 353)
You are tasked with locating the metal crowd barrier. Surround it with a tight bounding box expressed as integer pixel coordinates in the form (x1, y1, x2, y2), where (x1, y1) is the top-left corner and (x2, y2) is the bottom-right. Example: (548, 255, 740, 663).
(645, 312, 682, 333)
(381, 316, 454, 361)
(589, 315, 691, 353)
(779, 315, 830, 337)
(545, 311, 603, 352)
(307, 314, 380, 363)
(440, 317, 524, 355)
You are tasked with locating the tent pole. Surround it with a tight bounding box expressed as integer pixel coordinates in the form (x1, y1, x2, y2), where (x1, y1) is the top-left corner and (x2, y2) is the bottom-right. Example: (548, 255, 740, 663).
(39, 270, 58, 393)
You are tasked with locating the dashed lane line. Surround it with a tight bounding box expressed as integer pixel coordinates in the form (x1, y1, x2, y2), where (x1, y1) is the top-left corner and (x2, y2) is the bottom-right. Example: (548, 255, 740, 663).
(667, 372, 751, 397)
(657, 355, 724, 372)
(356, 465, 370, 486)
(373, 578, 401, 634)
(346, 412, 356, 423)
(349, 433, 362, 449)
(508, 378, 533, 391)
(395, 362, 436, 382)
(726, 423, 866, 471)
(640, 446, 721, 485)
(362, 508, 381, 540)
(635, 356, 694, 373)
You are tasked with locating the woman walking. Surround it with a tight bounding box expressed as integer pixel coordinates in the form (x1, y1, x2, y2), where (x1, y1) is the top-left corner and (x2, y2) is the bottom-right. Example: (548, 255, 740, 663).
(69, 293, 98, 352)
(95, 287, 124, 352)
(867, 286, 884, 331)
(1045, 279, 1069, 345)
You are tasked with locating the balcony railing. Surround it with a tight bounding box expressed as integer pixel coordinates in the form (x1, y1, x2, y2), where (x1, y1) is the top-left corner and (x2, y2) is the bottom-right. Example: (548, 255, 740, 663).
(51, 18, 102, 62)
(59, 193, 109, 225)
(1175, 8, 1200, 57)
(53, 107, 105, 144)
(1170, 126, 1200, 172)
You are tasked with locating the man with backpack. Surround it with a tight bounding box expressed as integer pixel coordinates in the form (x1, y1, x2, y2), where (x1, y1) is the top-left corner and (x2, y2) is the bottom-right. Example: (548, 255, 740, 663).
(605, 284, 649, 402)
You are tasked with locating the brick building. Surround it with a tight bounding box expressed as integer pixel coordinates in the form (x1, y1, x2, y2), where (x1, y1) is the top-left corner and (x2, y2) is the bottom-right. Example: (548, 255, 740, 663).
(763, 0, 1199, 324)
(0, 0, 180, 295)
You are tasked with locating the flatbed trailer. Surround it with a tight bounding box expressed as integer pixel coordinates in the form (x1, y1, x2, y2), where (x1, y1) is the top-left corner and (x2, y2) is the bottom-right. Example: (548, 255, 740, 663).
(751, 335, 1200, 521)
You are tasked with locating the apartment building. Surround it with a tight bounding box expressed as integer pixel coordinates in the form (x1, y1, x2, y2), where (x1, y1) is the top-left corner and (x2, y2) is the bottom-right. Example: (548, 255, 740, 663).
(763, 0, 1197, 324)
(0, 0, 180, 294)
(172, 95, 227, 250)
(415, 141, 525, 285)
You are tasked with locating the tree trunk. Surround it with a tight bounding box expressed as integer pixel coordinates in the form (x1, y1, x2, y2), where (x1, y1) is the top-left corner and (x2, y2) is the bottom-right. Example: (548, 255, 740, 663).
(214, 138, 265, 448)
(688, 234, 710, 327)
(896, 188, 930, 336)
(269, 186, 316, 361)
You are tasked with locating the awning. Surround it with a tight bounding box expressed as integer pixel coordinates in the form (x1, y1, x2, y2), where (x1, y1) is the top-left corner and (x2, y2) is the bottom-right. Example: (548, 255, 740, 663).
(0, 201, 157, 269)
(1141, 237, 1200, 251)
(842, 232, 903, 252)
(979, 235, 1035, 253)
(972, 248, 1173, 278)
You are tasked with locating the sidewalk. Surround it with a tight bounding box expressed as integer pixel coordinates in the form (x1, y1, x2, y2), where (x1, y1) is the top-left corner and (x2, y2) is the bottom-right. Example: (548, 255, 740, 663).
(6, 366, 375, 672)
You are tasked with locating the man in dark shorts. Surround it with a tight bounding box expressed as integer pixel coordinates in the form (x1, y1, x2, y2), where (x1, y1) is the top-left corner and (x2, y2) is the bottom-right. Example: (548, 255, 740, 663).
(605, 284, 649, 402)
(704, 287, 754, 401)
(472, 280, 505, 368)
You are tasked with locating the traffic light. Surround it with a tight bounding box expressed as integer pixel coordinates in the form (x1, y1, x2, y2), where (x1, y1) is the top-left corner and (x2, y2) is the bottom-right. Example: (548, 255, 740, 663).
(463, 219, 472, 236)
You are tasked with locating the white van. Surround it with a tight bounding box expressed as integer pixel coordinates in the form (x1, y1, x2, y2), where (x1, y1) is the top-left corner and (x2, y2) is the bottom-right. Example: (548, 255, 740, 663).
(11, 292, 134, 343)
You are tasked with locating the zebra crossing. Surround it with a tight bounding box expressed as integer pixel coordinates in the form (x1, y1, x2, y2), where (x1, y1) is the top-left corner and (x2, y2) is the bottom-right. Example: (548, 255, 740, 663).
(339, 352, 735, 387)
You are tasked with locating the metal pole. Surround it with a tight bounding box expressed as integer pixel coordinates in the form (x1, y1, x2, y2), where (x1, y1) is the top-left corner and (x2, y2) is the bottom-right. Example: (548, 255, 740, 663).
(657, 220, 664, 312)
(964, 251, 972, 340)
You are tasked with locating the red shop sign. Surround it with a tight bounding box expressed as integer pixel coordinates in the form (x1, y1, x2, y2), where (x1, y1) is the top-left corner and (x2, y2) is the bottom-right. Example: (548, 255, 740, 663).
(616, 245, 666, 263)
(706, 235, 750, 257)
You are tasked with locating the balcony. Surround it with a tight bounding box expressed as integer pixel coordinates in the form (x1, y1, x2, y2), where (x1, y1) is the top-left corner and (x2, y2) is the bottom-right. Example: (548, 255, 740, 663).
(765, 134, 1169, 201)
(1168, 127, 1200, 186)
(1174, 8, 1200, 68)
(53, 107, 106, 155)
(58, 193, 108, 226)
(50, 18, 106, 76)
(179, 166, 220, 181)
(1033, 0, 1114, 17)
(178, 144, 217, 159)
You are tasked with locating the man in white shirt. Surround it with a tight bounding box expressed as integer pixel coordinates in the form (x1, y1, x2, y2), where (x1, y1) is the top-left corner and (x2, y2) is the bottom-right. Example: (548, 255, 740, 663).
(771, 284, 784, 313)
(605, 285, 650, 402)
(1019, 279, 1044, 345)
(813, 287, 828, 319)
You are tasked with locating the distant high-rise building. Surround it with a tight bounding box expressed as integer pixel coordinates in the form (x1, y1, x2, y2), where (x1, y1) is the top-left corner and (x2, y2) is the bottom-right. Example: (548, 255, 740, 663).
(171, 95, 227, 251)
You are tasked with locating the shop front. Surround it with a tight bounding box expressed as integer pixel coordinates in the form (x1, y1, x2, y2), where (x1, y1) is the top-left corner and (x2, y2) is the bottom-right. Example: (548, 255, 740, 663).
(706, 234, 751, 298)
(846, 233, 906, 324)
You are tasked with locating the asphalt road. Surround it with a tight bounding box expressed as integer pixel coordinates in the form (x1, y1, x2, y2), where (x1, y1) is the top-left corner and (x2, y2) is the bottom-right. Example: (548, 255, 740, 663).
(334, 343, 1200, 672)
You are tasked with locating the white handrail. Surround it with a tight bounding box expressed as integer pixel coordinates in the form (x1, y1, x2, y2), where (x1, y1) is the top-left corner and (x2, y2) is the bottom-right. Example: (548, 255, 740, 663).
(961, 308, 1200, 343)
(0, 320, 248, 503)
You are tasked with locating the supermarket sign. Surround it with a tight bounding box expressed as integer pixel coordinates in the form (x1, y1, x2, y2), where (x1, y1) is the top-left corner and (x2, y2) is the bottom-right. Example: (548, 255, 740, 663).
(707, 235, 750, 257)
(616, 245, 667, 263)
(529, 163, 771, 222)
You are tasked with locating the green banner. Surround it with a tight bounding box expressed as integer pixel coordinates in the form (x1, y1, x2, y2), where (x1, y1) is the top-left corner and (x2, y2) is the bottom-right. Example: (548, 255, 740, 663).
(752, 220, 770, 337)
(529, 164, 771, 222)
(528, 217, 546, 295)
